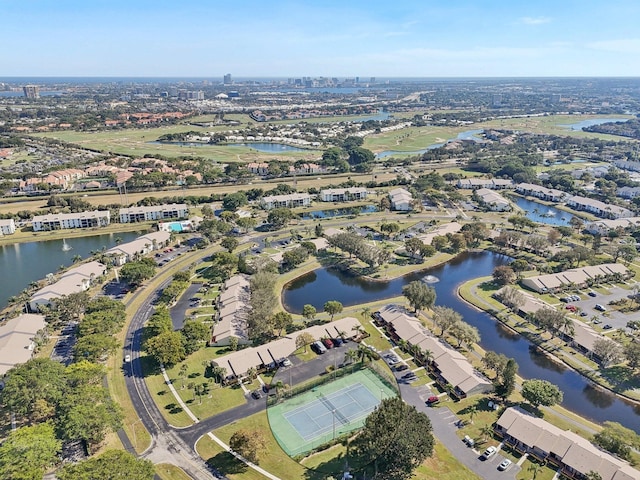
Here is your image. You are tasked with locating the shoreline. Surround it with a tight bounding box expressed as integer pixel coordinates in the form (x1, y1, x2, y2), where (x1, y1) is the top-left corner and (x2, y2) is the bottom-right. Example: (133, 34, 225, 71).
(456, 277, 640, 409)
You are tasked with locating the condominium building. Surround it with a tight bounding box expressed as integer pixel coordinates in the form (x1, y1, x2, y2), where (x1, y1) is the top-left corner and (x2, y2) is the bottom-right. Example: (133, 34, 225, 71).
(29, 261, 106, 311)
(521, 263, 631, 293)
(566, 195, 633, 219)
(0, 218, 16, 235)
(515, 183, 567, 202)
(0, 314, 47, 375)
(32, 211, 110, 232)
(105, 231, 171, 266)
(320, 187, 368, 202)
(261, 193, 311, 209)
(474, 188, 511, 211)
(388, 188, 413, 211)
(119, 204, 189, 223)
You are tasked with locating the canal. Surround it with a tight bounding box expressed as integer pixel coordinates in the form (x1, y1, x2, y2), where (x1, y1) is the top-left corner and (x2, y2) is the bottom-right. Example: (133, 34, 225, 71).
(0, 231, 140, 309)
(282, 251, 640, 432)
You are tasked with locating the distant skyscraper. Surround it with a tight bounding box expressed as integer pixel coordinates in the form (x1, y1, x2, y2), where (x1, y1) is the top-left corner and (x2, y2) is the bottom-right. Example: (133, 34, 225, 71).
(23, 85, 40, 99)
(223, 73, 232, 85)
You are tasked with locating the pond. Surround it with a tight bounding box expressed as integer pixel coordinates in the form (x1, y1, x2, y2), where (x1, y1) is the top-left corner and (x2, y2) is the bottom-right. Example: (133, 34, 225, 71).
(301, 205, 378, 219)
(150, 141, 312, 153)
(0, 231, 140, 309)
(376, 129, 484, 158)
(511, 196, 575, 226)
(282, 251, 640, 432)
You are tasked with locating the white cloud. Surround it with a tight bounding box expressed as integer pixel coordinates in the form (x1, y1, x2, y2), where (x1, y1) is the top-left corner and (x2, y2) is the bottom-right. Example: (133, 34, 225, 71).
(519, 16, 551, 25)
(588, 38, 640, 53)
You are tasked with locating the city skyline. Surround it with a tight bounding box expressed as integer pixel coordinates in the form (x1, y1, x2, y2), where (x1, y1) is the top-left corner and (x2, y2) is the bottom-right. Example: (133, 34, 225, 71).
(2, 0, 640, 77)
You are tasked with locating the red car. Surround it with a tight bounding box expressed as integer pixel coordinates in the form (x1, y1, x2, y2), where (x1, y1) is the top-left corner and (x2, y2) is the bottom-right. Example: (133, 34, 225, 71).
(321, 338, 334, 349)
(426, 395, 440, 405)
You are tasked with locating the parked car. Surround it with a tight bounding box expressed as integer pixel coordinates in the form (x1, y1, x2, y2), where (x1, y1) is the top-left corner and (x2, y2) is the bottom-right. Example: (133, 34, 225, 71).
(498, 458, 512, 471)
(560, 297, 570, 303)
(595, 304, 607, 312)
(588, 291, 597, 297)
(332, 337, 343, 346)
(463, 435, 475, 447)
(603, 324, 613, 330)
(279, 358, 292, 367)
(481, 446, 497, 460)
(426, 395, 440, 405)
(321, 338, 334, 349)
(311, 341, 327, 354)
(580, 311, 588, 317)
(124, 354, 131, 363)
(395, 364, 409, 372)
(251, 389, 262, 399)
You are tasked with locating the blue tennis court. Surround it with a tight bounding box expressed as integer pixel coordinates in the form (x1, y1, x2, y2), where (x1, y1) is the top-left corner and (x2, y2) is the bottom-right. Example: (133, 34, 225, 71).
(284, 383, 379, 441)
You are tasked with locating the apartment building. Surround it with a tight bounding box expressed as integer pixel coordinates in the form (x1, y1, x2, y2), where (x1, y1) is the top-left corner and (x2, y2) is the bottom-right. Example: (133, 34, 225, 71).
(119, 204, 189, 223)
(32, 211, 110, 232)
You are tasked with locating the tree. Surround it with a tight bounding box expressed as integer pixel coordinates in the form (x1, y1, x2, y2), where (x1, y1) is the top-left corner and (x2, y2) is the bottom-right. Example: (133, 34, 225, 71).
(229, 429, 267, 464)
(58, 450, 154, 480)
(272, 311, 293, 336)
(482, 351, 509, 380)
(521, 379, 563, 408)
(119, 259, 156, 287)
(228, 336, 239, 351)
(352, 396, 434, 480)
(324, 300, 343, 320)
(144, 331, 186, 366)
(405, 237, 426, 260)
(431, 306, 461, 337)
(73, 333, 119, 362)
(615, 244, 638, 264)
(492, 265, 516, 286)
(624, 341, 640, 369)
(281, 246, 309, 270)
(593, 338, 623, 367)
(356, 343, 380, 364)
(592, 421, 640, 461)
(181, 320, 211, 354)
(402, 281, 436, 313)
(495, 358, 518, 400)
(302, 304, 317, 323)
(448, 321, 480, 348)
(295, 332, 315, 353)
(145, 307, 173, 338)
(0, 423, 61, 480)
(496, 286, 526, 312)
(178, 364, 188, 389)
(221, 236, 239, 253)
(0, 358, 67, 423)
(222, 191, 248, 211)
(267, 207, 295, 228)
(585, 472, 603, 480)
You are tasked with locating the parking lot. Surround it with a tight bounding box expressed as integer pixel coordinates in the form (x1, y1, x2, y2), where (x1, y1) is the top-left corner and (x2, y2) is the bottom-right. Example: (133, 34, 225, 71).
(562, 285, 639, 331)
(50, 321, 77, 365)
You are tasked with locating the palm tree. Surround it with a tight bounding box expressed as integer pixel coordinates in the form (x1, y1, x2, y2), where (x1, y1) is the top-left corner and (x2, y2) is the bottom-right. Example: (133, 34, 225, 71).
(273, 380, 286, 400)
(468, 406, 477, 424)
(211, 365, 227, 385)
(179, 364, 188, 389)
(344, 349, 359, 371)
(480, 424, 494, 442)
(421, 348, 433, 369)
(247, 366, 257, 381)
(360, 307, 371, 321)
(72, 254, 82, 264)
(357, 343, 379, 364)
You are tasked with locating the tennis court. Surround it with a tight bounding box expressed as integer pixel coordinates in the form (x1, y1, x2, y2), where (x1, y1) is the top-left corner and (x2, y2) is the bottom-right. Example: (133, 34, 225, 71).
(268, 368, 396, 457)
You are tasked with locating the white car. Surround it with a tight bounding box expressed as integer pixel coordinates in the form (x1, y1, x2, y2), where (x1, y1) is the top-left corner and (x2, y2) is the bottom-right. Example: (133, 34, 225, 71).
(481, 446, 497, 460)
(498, 458, 512, 471)
(280, 358, 292, 367)
(124, 354, 131, 363)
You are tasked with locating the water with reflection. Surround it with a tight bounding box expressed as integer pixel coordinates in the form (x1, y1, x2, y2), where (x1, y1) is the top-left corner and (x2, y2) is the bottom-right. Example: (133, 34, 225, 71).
(0, 231, 140, 309)
(283, 251, 640, 432)
(512, 197, 575, 226)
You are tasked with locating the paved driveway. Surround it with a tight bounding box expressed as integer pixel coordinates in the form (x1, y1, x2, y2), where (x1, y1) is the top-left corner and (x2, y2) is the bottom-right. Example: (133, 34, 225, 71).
(571, 285, 638, 330)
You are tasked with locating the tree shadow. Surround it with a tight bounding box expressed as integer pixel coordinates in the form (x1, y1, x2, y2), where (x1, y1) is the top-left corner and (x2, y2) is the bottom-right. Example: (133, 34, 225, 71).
(165, 403, 183, 415)
(205, 451, 248, 476)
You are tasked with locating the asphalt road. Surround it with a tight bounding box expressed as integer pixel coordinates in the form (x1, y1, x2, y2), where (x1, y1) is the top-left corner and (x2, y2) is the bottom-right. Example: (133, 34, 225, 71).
(170, 282, 203, 330)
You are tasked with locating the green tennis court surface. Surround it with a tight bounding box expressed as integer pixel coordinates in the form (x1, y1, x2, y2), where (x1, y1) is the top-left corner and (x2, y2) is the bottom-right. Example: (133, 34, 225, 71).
(268, 368, 396, 457)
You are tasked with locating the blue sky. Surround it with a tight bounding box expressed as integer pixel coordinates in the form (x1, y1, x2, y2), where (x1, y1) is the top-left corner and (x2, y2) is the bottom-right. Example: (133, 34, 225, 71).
(2, 0, 640, 77)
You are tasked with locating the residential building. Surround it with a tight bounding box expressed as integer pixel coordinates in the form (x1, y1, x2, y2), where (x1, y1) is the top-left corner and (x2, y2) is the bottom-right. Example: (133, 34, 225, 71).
(417, 222, 462, 245)
(32, 210, 111, 232)
(247, 162, 269, 175)
(614, 159, 640, 173)
(521, 263, 631, 293)
(495, 407, 640, 480)
(105, 231, 171, 266)
(566, 195, 633, 219)
(261, 193, 311, 209)
(375, 305, 492, 398)
(320, 187, 368, 202)
(456, 178, 514, 190)
(584, 217, 640, 235)
(389, 188, 413, 211)
(617, 186, 640, 199)
(212, 317, 360, 379)
(0, 313, 47, 375)
(0, 218, 16, 235)
(23, 85, 40, 99)
(211, 275, 251, 347)
(29, 261, 106, 311)
(119, 204, 189, 223)
(515, 183, 567, 202)
(474, 188, 511, 211)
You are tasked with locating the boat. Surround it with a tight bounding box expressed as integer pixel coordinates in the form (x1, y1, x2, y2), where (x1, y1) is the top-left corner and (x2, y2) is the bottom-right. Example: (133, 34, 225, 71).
(62, 239, 72, 252)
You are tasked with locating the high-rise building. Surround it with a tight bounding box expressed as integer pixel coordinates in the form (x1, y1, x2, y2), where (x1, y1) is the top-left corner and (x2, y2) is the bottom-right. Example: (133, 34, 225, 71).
(23, 85, 40, 99)
(223, 73, 232, 85)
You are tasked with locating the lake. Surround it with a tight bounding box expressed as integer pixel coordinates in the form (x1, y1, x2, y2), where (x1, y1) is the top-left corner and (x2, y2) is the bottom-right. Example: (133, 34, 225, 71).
(301, 205, 378, 220)
(151, 140, 311, 153)
(283, 251, 640, 432)
(0, 231, 140, 309)
(512, 196, 575, 226)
